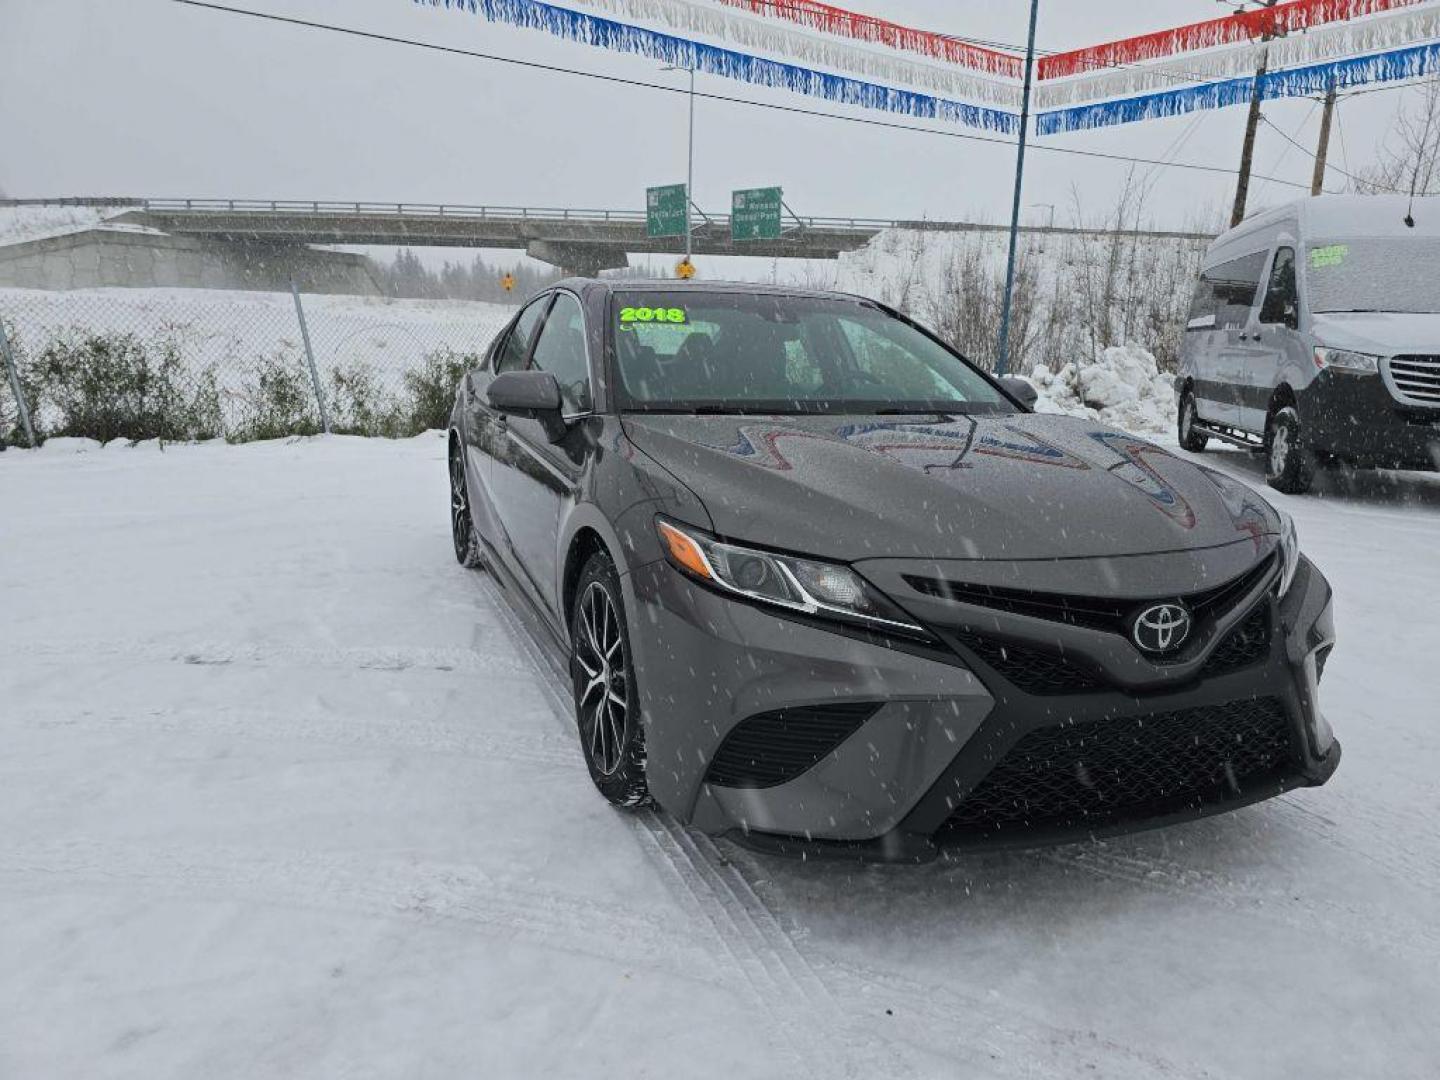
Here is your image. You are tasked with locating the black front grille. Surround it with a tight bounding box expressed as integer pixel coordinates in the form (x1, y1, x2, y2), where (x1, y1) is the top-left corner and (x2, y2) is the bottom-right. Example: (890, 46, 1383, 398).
(905, 553, 1277, 639)
(1201, 605, 1270, 676)
(938, 697, 1296, 840)
(952, 632, 1104, 695)
(705, 703, 879, 789)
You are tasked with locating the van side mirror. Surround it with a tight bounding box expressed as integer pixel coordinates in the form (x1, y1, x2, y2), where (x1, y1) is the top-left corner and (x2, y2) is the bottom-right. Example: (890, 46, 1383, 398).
(999, 375, 1039, 410)
(487, 370, 569, 442)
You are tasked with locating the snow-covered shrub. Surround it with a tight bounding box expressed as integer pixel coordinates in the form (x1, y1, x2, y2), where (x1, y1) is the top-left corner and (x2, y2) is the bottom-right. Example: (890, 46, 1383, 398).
(29, 330, 223, 444)
(232, 350, 322, 442)
(402, 347, 474, 434)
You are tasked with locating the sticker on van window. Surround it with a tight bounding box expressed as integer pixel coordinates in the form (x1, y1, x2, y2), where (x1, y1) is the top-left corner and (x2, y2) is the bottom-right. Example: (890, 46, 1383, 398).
(1309, 244, 1348, 268)
(619, 306, 687, 325)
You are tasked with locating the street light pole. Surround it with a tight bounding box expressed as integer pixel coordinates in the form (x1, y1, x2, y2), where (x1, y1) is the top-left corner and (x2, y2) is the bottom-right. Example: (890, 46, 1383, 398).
(996, 0, 1041, 377)
(686, 64, 695, 265)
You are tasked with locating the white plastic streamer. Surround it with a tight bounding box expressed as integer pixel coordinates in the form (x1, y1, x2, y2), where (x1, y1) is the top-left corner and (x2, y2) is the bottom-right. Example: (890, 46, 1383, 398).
(1038, 39, 1440, 133)
(1035, 3, 1440, 108)
(414, 0, 1019, 131)
(564, 0, 1022, 107)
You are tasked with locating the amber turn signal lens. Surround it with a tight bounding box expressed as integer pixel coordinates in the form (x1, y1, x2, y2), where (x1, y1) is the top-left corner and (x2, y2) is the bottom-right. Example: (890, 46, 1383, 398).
(657, 521, 714, 581)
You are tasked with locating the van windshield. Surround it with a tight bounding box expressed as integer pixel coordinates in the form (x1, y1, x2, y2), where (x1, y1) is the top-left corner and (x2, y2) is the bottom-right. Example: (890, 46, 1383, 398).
(1307, 237, 1440, 314)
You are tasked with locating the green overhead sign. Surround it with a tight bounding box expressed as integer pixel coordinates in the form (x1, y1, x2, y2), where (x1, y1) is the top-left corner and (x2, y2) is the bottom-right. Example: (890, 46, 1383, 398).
(731, 187, 783, 241)
(646, 184, 689, 238)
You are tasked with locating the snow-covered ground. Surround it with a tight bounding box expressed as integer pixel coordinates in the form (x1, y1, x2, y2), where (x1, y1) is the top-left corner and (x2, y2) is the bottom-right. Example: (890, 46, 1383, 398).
(3, 434, 1438, 1079)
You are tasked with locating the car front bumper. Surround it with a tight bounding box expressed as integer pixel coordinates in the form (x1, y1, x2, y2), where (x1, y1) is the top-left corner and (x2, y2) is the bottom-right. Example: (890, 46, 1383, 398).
(624, 548, 1339, 862)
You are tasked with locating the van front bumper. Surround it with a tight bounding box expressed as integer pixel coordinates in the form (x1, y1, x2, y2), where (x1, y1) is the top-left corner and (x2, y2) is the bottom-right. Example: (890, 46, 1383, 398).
(1301, 369, 1440, 469)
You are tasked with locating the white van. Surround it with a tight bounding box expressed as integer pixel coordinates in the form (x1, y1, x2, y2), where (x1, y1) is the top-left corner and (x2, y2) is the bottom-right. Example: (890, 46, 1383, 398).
(1176, 194, 1440, 493)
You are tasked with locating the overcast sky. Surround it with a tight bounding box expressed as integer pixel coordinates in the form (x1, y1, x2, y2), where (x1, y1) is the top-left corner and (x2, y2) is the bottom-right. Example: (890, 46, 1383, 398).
(0, 0, 1413, 230)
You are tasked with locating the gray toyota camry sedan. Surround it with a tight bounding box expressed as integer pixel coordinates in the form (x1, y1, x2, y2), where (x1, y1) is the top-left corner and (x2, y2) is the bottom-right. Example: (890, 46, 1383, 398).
(448, 280, 1340, 861)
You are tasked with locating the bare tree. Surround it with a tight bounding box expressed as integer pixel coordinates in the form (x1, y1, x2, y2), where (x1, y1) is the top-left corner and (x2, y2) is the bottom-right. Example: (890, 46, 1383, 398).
(1355, 81, 1440, 197)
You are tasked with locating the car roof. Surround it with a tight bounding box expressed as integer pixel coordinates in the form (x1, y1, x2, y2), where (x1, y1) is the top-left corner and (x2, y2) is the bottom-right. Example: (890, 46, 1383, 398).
(553, 277, 875, 304)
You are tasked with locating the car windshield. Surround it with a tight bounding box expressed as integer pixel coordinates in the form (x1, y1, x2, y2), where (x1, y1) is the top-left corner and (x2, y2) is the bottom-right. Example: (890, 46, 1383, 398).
(1307, 236, 1440, 313)
(609, 291, 1012, 414)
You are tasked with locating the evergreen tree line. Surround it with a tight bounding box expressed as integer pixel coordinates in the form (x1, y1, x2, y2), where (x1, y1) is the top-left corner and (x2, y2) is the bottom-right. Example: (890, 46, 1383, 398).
(374, 249, 562, 303)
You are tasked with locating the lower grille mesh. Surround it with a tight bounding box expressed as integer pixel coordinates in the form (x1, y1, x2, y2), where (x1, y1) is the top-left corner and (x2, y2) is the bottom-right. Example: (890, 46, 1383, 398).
(938, 697, 1295, 839)
(705, 703, 879, 789)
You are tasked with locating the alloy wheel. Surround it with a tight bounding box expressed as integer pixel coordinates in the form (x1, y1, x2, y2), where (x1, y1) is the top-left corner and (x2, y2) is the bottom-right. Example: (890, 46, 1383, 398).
(1270, 424, 1291, 476)
(574, 582, 628, 776)
(450, 446, 474, 563)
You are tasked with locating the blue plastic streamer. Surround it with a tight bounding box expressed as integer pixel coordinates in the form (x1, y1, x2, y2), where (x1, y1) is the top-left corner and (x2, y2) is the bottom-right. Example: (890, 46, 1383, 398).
(1038, 39, 1440, 134)
(415, 0, 1019, 132)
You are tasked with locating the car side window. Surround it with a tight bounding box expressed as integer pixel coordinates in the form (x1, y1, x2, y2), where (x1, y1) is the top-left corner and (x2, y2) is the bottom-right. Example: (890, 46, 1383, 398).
(493, 297, 549, 374)
(527, 292, 592, 413)
(1259, 247, 1299, 329)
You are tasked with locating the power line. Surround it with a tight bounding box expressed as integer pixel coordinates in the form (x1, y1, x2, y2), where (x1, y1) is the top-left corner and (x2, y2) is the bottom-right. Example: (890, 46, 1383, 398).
(168, 1, 1310, 190)
(1257, 110, 1401, 191)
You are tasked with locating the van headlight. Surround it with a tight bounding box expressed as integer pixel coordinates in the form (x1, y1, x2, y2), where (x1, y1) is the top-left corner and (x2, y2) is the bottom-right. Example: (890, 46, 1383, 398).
(1277, 510, 1301, 597)
(656, 519, 927, 637)
(1313, 347, 1380, 374)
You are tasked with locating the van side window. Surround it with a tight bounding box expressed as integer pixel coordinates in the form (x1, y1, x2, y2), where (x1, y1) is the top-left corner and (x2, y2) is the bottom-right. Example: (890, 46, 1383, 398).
(1259, 247, 1299, 329)
(1199, 251, 1267, 330)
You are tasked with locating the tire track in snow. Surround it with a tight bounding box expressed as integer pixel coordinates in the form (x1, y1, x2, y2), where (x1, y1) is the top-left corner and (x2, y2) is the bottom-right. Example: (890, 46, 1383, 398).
(0, 842, 716, 981)
(1037, 838, 1440, 962)
(9, 639, 535, 678)
(475, 570, 1223, 1080)
(19, 703, 580, 771)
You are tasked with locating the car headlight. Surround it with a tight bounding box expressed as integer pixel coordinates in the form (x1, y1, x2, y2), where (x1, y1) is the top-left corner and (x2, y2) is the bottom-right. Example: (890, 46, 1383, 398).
(656, 519, 927, 637)
(1277, 510, 1301, 597)
(1313, 347, 1380, 374)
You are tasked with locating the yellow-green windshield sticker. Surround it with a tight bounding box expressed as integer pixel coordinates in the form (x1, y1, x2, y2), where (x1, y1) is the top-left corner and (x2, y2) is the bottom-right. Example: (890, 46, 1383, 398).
(619, 306, 687, 325)
(1309, 244, 1348, 268)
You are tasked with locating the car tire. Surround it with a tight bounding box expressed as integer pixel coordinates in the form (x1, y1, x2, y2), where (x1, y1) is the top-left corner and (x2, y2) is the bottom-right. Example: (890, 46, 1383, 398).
(1178, 390, 1209, 452)
(570, 551, 652, 808)
(449, 439, 484, 569)
(1265, 406, 1315, 495)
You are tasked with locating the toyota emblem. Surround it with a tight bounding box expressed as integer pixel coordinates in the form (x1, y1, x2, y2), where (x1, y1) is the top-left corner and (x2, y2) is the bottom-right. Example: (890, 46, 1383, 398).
(1130, 603, 1192, 654)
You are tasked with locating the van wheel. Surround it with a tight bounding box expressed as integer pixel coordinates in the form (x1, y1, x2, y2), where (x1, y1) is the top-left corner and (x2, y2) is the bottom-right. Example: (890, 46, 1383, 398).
(1265, 407, 1314, 494)
(1178, 390, 1209, 452)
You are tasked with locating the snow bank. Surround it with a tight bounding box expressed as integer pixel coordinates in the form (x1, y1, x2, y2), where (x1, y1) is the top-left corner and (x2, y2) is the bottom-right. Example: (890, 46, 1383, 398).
(1024, 344, 1178, 438)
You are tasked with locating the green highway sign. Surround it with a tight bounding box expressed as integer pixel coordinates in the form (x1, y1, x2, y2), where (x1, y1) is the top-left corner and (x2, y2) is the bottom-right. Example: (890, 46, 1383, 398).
(731, 187, 783, 241)
(646, 184, 689, 238)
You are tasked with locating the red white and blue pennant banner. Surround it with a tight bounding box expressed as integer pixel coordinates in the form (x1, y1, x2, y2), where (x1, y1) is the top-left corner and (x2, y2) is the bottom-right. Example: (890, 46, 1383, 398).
(415, 0, 1440, 134)
(415, 0, 1019, 131)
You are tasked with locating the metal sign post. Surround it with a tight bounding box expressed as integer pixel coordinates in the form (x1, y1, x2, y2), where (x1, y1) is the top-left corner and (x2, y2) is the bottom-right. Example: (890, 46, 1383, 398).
(996, 0, 1041, 377)
(732, 187, 784, 241)
(0, 320, 36, 448)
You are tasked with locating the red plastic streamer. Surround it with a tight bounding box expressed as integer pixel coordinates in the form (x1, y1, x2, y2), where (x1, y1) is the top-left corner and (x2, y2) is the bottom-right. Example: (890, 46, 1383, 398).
(711, 0, 1025, 77)
(1038, 0, 1430, 79)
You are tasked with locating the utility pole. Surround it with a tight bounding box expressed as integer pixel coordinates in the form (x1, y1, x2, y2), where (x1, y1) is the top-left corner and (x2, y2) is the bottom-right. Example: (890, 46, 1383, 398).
(1231, 0, 1280, 227)
(996, 0, 1040, 377)
(1311, 79, 1338, 196)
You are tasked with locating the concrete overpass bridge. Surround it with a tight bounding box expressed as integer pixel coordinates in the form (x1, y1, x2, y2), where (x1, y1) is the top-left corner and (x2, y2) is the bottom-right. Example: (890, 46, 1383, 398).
(3, 198, 1215, 277)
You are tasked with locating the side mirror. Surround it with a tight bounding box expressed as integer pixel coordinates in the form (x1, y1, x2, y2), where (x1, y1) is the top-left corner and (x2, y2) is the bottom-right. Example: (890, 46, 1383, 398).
(487, 370, 569, 442)
(999, 375, 1039, 410)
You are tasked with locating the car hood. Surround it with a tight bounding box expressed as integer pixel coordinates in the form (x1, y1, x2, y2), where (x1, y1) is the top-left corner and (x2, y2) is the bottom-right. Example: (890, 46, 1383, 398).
(1311, 311, 1440, 355)
(622, 412, 1280, 562)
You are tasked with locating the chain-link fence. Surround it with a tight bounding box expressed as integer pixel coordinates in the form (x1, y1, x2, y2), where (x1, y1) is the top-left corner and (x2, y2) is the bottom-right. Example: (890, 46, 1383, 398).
(0, 286, 516, 446)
